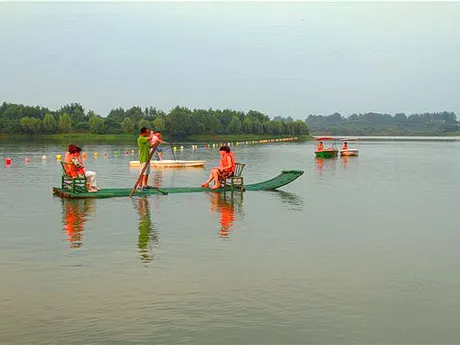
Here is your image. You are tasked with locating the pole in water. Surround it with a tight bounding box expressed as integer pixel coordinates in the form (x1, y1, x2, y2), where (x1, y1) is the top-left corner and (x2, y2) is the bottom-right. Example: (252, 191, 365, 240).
(170, 143, 177, 161)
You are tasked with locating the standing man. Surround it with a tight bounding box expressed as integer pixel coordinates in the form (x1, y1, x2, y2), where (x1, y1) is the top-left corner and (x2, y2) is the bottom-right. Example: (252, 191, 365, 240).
(137, 127, 157, 191)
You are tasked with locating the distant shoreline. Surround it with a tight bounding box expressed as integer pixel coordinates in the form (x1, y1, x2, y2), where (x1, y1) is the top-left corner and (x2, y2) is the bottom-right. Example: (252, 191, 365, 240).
(0, 133, 311, 144)
(2, 133, 460, 143)
(311, 135, 460, 142)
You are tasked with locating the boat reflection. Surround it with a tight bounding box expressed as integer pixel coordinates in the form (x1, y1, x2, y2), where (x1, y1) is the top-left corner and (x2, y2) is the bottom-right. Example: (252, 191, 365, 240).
(315, 157, 337, 176)
(340, 155, 358, 171)
(134, 197, 159, 264)
(209, 193, 244, 238)
(269, 190, 304, 211)
(61, 199, 95, 248)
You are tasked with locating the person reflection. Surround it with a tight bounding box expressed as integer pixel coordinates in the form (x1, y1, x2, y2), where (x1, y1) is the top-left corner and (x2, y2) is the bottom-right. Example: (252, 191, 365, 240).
(315, 157, 337, 176)
(135, 197, 159, 263)
(209, 193, 242, 238)
(151, 169, 163, 189)
(61, 199, 95, 248)
(315, 157, 324, 176)
(341, 155, 349, 170)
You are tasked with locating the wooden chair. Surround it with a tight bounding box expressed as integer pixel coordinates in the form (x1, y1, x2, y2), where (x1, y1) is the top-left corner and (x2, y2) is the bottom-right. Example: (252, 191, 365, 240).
(222, 162, 245, 192)
(60, 162, 87, 193)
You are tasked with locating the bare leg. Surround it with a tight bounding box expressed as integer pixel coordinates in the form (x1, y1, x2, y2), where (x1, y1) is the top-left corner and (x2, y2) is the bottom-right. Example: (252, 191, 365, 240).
(202, 169, 217, 187)
(210, 170, 222, 189)
(142, 174, 149, 188)
(158, 152, 163, 160)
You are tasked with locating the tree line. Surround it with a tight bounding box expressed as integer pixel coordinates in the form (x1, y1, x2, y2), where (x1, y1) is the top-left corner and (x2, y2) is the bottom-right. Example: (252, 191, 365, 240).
(306, 112, 459, 136)
(0, 102, 308, 137)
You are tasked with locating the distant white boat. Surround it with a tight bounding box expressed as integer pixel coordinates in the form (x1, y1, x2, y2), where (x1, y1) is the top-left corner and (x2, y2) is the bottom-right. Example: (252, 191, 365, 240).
(129, 160, 205, 168)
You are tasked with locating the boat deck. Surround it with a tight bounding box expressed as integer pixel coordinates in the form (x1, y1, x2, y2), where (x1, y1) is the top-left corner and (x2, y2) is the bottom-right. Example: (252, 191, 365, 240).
(53, 170, 304, 199)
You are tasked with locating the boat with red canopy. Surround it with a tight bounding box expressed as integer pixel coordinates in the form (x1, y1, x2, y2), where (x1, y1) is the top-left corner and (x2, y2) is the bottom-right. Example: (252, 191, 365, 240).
(339, 138, 359, 156)
(314, 137, 338, 158)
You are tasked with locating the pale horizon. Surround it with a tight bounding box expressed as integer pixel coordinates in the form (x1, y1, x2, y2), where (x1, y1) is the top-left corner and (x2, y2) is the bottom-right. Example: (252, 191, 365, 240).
(1, 1, 459, 119)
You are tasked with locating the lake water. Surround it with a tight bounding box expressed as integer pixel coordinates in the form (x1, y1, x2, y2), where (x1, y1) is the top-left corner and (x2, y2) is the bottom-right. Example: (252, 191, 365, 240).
(1, 139, 460, 344)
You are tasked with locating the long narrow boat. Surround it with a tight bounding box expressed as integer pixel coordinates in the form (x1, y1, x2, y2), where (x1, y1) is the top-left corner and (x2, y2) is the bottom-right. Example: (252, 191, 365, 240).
(53, 170, 304, 199)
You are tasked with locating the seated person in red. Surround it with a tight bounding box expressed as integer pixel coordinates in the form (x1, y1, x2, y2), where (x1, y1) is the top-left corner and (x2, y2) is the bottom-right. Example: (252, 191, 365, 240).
(65, 145, 98, 192)
(201, 145, 235, 190)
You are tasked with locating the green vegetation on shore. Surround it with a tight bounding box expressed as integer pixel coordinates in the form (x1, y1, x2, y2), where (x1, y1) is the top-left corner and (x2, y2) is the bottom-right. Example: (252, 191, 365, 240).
(0, 102, 308, 138)
(0, 132, 311, 144)
(2, 101, 458, 138)
(307, 112, 459, 136)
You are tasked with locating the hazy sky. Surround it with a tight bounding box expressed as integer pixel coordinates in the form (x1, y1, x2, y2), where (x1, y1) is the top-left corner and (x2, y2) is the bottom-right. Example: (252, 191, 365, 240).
(1, 2, 459, 119)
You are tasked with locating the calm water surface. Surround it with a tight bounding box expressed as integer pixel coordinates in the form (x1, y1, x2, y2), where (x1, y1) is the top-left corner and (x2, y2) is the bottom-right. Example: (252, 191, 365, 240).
(1, 140, 460, 344)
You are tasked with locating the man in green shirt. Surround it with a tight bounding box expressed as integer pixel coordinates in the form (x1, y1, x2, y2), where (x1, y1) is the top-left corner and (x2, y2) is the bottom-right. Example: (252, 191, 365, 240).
(137, 126, 155, 191)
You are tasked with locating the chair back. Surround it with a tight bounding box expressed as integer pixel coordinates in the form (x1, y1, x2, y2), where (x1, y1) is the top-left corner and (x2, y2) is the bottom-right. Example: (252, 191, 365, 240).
(61, 162, 70, 175)
(233, 163, 245, 177)
(60, 161, 79, 177)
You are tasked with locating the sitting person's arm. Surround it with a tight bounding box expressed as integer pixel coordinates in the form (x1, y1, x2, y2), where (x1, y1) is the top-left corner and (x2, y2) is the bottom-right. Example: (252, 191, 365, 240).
(219, 156, 233, 171)
(72, 156, 83, 168)
(71, 156, 86, 176)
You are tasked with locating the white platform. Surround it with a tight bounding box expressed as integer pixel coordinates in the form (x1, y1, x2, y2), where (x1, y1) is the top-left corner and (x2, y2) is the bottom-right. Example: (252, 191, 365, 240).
(129, 160, 206, 168)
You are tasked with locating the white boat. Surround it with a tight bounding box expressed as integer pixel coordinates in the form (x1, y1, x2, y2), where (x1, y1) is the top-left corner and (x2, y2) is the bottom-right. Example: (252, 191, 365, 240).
(129, 160, 206, 168)
(339, 138, 359, 156)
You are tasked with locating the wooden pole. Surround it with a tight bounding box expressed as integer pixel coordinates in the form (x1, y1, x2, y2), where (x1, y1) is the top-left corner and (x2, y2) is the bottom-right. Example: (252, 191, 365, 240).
(170, 143, 177, 161)
(129, 143, 159, 198)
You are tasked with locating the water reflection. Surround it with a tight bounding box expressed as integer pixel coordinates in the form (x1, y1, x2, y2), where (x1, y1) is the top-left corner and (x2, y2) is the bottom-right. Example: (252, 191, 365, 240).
(269, 190, 304, 211)
(61, 199, 95, 248)
(134, 197, 159, 264)
(340, 155, 358, 171)
(209, 193, 243, 238)
(315, 157, 337, 176)
(151, 170, 163, 188)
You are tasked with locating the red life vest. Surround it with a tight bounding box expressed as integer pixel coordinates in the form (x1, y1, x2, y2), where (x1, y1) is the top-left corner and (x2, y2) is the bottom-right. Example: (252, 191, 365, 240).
(220, 152, 235, 173)
(64, 152, 74, 176)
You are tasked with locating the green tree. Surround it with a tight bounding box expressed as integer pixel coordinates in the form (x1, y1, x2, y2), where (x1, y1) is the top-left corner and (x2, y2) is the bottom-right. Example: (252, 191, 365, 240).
(252, 119, 264, 134)
(121, 117, 134, 133)
(247, 110, 270, 123)
(43, 113, 57, 133)
(242, 117, 253, 134)
(138, 119, 151, 131)
(59, 103, 86, 126)
(104, 118, 122, 134)
(19, 117, 42, 133)
(89, 116, 105, 134)
(165, 106, 194, 137)
(58, 113, 72, 133)
(152, 117, 165, 132)
(127, 106, 144, 125)
(203, 114, 222, 134)
(269, 121, 283, 135)
(292, 120, 308, 135)
(228, 115, 242, 134)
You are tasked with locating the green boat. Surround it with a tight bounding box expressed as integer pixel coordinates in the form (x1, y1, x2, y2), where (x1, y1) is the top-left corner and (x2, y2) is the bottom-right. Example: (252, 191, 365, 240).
(314, 136, 338, 158)
(53, 170, 304, 199)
